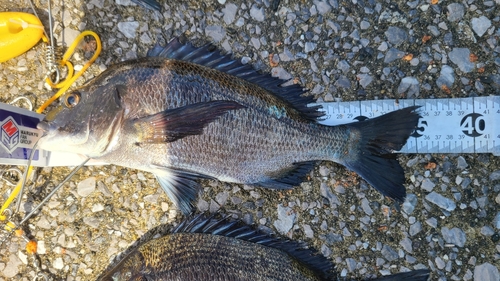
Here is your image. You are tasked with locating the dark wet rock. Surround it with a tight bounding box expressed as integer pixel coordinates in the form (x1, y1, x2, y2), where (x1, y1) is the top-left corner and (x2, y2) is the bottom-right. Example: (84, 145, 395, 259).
(335, 76, 351, 88)
(493, 212, 500, 229)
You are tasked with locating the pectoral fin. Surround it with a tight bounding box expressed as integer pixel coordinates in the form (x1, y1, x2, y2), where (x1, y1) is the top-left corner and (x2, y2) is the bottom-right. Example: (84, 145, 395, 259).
(133, 100, 244, 143)
(152, 165, 213, 214)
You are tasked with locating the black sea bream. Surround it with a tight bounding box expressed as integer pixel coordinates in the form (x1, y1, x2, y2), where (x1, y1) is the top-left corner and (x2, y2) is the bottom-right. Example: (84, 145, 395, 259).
(97, 215, 430, 281)
(37, 37, 420, 213)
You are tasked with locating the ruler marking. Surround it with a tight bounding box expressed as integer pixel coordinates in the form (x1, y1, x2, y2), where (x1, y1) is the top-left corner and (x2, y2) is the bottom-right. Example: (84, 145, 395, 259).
(317, 96, 499, 155)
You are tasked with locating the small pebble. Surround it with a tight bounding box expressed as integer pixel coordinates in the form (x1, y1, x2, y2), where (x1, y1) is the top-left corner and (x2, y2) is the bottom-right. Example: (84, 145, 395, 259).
(117, 21, 139, 39)
(493, 212, 500, 229)
(421, 178, 436, 192)
(273, 204, 296, 235)
(205, 25, 226, 43)
(448, 48, 475, 73)
(446, 3, 464, 22)
(436, 65, 455, 88)
(403, 194, 417, 215)
(441, 227, 466, 247)
(425, 192, 456, 211)
(53, 257, 64, 270)
(250, 5, 265, 22)
(471, 16, 492, 37)
(381, 244, 399, 261)
(474, 263, 499, 281)
(384, 48, 405, 63)
(385, 26, 408, 46)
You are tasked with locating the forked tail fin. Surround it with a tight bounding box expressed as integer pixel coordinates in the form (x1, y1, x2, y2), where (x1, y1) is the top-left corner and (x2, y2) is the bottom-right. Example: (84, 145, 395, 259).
(342, 106, 421, 202)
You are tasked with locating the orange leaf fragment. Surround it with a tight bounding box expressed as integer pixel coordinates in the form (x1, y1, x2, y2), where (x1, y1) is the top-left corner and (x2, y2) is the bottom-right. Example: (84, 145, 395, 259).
(425, 162, 437, 169)
(441, 85, 451, 94)
(14, 229, 24, 237)
(378, 225, 388, 231)
(478, 67, 485, 73)
(469, 53, 478, 62)
(26, 240, 37, 254)
(422, 35, 431, 43)
(269, 54, 279, 67)
(403, 54, 413, 61)
(431, 0, 438, 4)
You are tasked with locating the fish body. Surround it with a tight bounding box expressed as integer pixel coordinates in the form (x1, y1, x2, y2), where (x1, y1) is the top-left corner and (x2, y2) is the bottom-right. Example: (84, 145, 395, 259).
(97, 215, 430, 281)
(37, 38, 420, 213)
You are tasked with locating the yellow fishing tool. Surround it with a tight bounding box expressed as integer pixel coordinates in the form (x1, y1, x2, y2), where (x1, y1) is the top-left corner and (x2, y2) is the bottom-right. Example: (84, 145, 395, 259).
(0, 12, 45, 62)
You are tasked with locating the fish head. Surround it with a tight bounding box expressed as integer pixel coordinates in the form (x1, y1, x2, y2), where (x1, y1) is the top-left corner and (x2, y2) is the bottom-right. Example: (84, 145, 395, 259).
(37, 82, 125, 158)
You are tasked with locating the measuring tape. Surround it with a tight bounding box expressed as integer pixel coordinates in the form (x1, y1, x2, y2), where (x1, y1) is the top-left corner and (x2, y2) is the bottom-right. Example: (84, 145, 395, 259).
(317, 96, 499, 156)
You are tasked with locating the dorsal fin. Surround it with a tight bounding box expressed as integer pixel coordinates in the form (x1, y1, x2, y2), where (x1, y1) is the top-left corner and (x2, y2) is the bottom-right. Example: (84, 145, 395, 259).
(147, 37, 324, 122)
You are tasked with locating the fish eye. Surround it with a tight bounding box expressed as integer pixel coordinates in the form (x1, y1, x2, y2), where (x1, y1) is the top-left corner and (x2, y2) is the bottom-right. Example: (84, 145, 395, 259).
(64, 92, 81, 108)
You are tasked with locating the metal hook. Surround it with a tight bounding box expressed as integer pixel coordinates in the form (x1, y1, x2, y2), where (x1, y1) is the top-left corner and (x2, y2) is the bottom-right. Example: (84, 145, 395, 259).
(8, 97, 34, 111)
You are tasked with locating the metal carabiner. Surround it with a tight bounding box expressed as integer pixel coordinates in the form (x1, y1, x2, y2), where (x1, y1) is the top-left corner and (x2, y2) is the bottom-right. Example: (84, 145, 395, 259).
(0, 168, 23, 187)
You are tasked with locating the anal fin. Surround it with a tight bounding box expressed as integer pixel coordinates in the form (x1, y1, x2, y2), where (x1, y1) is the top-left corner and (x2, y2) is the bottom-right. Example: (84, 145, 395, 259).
(256, 161, 316, 190)
(152, 165, 212, 214)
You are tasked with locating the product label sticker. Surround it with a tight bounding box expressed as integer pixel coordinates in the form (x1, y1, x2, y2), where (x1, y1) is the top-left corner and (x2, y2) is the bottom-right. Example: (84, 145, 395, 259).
(0, 103, 44, 165)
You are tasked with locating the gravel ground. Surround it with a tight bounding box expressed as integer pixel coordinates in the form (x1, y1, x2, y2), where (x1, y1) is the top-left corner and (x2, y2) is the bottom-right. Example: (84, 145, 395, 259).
(1, 0, 500, 280)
